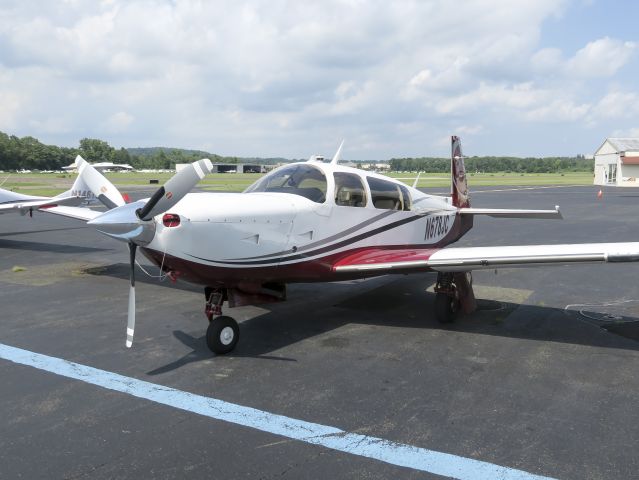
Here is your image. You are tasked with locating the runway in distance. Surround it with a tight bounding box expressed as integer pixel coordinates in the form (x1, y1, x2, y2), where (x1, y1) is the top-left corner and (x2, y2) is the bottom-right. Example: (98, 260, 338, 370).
(42, 138, 639, 354)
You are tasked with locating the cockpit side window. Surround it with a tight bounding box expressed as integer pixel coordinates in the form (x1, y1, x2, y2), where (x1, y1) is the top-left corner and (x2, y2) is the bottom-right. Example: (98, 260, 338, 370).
(334, 172, 367, 207)
(244, 164, 327, 203)
(367, 177, 409, 210)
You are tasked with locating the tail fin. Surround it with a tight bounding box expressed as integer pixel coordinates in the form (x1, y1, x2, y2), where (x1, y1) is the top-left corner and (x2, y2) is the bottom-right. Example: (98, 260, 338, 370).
(451, 136, 470, 208)
(56, 171, 93, 203)
(57, 156, 126, 209)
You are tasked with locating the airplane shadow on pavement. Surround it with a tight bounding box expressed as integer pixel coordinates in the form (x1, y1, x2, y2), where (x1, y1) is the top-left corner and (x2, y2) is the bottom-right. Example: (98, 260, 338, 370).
(139, 272, 639, 376)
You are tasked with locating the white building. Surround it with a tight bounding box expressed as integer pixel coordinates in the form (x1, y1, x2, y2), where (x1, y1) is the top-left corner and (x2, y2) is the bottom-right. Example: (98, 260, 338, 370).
(593, 138, 639, 186)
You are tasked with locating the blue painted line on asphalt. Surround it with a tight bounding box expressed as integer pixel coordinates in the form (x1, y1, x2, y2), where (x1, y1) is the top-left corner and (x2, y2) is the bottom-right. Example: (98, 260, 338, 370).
(0, 343, 557, 480)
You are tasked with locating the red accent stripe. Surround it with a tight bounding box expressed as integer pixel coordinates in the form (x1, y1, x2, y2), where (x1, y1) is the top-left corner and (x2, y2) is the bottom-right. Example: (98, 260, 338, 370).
(333, 248, 438, 269)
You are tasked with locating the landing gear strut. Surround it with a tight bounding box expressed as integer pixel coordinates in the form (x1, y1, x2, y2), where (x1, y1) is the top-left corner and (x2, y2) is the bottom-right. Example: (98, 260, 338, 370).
(204, 287, 239, 354)
(433, 271, 476, 323)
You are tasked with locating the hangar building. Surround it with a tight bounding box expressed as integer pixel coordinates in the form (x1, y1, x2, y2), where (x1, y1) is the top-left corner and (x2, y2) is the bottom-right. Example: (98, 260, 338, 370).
(593, 138, 639, 186)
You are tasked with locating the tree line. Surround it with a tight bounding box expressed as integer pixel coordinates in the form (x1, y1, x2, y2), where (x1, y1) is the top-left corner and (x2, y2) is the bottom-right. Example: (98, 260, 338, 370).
(0, 130, 595, 173)
(0, 132, 234, 171)
(389, 155, 594, 173)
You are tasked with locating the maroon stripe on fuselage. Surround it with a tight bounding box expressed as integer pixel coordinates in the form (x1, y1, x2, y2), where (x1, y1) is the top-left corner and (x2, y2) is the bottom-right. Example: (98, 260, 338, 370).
(139, 213, 473, 286)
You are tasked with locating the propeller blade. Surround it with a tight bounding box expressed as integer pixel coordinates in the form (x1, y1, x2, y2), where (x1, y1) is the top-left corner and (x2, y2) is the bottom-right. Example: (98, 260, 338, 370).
(75, 155, 126, 209)
(138, 159, 213, 221)
(126, 242, 137, 348)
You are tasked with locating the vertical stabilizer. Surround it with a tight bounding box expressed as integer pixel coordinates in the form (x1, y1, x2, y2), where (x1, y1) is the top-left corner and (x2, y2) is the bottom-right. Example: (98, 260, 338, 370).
(451, 136, 470, 208)
(57, 156, 126, 209)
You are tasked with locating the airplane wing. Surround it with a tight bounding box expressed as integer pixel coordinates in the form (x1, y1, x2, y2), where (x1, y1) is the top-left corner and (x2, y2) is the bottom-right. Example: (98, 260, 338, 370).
(333, 242, 639, 274)
(41, 205, 103, 222)
(0, 194, 83, 215)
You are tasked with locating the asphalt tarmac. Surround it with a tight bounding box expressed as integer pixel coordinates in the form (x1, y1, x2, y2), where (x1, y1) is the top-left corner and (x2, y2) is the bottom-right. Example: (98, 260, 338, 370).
(1, 184, 639, 479)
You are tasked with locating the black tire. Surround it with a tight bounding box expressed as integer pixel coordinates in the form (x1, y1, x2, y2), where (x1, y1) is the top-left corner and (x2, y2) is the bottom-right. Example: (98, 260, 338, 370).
(206, 316, 239, 354)
(434, 292, 457, 324)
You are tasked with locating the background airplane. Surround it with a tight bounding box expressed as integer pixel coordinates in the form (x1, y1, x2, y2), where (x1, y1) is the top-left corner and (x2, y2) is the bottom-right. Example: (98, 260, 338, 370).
(0, 175, 85, 216)
(43, 138, 639, 355)
(0, 154, 127, 216)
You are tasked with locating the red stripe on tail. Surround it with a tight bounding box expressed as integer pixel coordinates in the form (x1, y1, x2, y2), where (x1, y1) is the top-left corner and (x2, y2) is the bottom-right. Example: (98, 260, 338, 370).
(451, 136, 470, 208)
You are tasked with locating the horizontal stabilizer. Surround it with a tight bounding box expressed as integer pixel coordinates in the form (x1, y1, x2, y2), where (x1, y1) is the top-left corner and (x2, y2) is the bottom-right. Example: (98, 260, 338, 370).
(38, 195, 84, 208)
(0, 195, 83, 215)
(459, 206, 562, 219)
(41, 206, 102, 222)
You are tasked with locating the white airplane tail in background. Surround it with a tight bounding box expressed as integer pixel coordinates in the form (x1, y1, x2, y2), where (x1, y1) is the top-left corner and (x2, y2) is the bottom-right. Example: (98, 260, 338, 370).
(59, 155, 126, 209)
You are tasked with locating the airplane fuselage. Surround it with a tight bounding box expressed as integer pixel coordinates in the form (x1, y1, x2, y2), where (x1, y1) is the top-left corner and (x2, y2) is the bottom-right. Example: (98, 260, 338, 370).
(138, 162, 472, 286)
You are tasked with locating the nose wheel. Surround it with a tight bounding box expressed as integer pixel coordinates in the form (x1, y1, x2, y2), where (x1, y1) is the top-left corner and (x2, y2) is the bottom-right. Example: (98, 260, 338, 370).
(205, 287, 239, 354)
(206, 315, 240, 354)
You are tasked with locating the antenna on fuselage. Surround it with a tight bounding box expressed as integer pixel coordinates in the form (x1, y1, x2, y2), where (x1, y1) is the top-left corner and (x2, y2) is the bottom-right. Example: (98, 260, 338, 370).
(330, 140, 345, 165)
(412, 172, 421, 188)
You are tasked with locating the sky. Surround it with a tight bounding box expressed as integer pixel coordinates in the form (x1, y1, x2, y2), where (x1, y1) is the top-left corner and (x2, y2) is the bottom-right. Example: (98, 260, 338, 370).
(0, 0, 637, 159)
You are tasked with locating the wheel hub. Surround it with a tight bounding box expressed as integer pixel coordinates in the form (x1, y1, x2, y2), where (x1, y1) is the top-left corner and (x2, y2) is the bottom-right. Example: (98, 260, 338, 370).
(220, 326, 235, 345)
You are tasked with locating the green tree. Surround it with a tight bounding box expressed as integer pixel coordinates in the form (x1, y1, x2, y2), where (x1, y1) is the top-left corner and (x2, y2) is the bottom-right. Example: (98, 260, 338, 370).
(79, 138, 115, 163)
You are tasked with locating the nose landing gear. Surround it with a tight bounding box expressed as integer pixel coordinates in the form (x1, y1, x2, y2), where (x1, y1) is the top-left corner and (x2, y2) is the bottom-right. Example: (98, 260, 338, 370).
(204, 287, 239, 354)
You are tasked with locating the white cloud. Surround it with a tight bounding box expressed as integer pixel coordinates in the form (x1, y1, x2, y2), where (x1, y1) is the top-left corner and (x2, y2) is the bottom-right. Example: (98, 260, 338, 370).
(102, 111, 134, 132)
(0, 0, 636, 157)
(409, 70, 432, 88)
(531, 47, 563, 72)
(592, 91, 639, 119)
(568, 37, 636, 77)
(531, 37, 637, 78)
(611, 127, 639, 138)
(0, 92, 22, 130)
(525, 99, 591, 122)
(456, 125, 484, 135)
(435, 82, 547, 114)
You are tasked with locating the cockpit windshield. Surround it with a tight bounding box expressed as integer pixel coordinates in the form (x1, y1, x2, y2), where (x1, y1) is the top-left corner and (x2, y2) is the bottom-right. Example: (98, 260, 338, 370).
(244, 164, 327, 203)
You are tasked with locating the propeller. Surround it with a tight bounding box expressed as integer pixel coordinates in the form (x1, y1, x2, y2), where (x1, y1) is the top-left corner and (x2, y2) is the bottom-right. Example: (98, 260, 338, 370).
(138, 159, 211, 220)
(87, 158, 214, 348)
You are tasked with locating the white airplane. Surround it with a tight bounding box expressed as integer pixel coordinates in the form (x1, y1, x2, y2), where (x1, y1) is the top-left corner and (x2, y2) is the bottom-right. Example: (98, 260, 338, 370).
(43, 138, 639, 355)
(62, 161, 134, 172)
(0, 154, 125, 215)
(0, 173, 87, 216)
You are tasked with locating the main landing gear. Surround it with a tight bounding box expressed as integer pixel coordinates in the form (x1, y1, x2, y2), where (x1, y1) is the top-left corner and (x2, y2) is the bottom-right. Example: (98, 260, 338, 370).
(205, 287, 239, 354)
(434, 271, 476, 323)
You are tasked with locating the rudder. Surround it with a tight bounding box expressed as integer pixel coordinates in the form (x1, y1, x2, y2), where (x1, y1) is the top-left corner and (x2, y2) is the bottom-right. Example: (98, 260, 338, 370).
(451, 135, 470, 208)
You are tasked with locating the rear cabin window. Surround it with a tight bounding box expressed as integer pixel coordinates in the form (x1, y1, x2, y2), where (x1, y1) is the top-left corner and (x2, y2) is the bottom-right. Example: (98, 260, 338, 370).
(367, 177, 411, 211)
(244, 164, 327, 203)
(334, 172, 367, 207)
